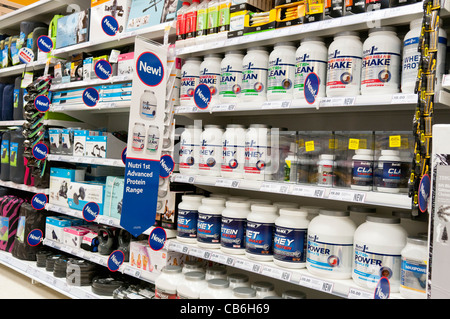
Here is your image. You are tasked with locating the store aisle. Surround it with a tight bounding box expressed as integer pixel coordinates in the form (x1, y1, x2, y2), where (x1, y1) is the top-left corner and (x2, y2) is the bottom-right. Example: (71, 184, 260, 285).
(0, 264, 69, 299)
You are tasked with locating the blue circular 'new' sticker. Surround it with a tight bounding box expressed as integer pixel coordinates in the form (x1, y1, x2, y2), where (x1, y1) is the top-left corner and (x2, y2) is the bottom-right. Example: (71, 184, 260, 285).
(32, 143, 48, 160)
(160, 154, 174, 178)
(34, 95, 50, 113)
(122, 147, 127, 165)
(37, 35, 53, 53)
(83, 202, 100, 222)
(419, 174, 431, 213)
(374, 277, 390, 299)
(107, 250, 124, 272)
(83, 87, 99, 107)
(304, 72, 320, 105)
(149, 227, 167, 251)
(27, 229, 43, 246)
(95, 59, 112, 80)
(31, 193, 48, 210)
(194, 84, 211, 110)
(101, 15, 119, 36)
(136, 52, 164, 87)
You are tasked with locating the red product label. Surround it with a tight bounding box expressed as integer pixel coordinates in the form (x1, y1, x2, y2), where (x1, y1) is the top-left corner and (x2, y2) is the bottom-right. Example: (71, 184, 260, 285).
(176, 14, 186, 40)
(185, 11, 197, 38)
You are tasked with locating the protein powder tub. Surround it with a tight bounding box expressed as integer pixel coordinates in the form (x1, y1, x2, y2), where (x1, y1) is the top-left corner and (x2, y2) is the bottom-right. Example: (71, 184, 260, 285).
(273, 202, 299, 211)
(400, 236, 427, 299)
(232, 287, 257, 299)
(294, 37, 327, 100)
(140, 90, 157, 119)
(402, 18, 447, 93)
(155, 265, 184, 299)
(352, 216, 408, 293)
(361, 27, 401, 95)
(351, 149, 374, 191)
(221, 200, 251, 254)
(241, 47, 269, 103)
(199, 279, 233, 299)
(199, 54, 223, 106)
(180, 57, 202, 106)
(374, 149, 405, 193)
(132, 123, 146, 152)
(146, 125, 160, 154)
(177, 195, 205, 243)
(244, 124, 271, 181)
(307, 210, 357, 279)
(282, 290, 307, 299)
(221, 124, 246, 179)
(227, 273, 250, 289)
(205, 265, 227, 280)
(274, 208, 310, 269)
(219, 51, 244, 103)
(301, 206, 322, 221)
(182, 260, 204, 273)
(177, 271, 208, 299)
(267, 42, 296, 101)
(197, 197, 226, 248)
(348, 205, 376, 226)
(252, 281, 277, 298)
(179, 125, 202, 175)
(326, 31, 363, 97)
(245, 204, 278, 261)
(199, 125, 224, 176)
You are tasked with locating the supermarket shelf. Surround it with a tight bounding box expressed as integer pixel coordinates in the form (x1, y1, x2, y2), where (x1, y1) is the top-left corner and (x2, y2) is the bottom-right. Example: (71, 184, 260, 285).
(0, 180, 48, 194)
(47, 154, 125, 167)
(0, 249, 106, 299)
(43, 238, 160, 284)
(0, 119, 93, 129)
(168, 239, 403, 299)
(0, 60, 47, 77)
(171, 173, 412, 209)
(50, 75, 133, 91)
(50, 101, 131, 113)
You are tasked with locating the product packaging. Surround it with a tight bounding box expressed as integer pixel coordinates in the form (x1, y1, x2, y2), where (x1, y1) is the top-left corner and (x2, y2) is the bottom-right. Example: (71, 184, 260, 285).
(89, 0, 132, 43)
(49, 168, 86, 207)
(55, 9, 90, 49)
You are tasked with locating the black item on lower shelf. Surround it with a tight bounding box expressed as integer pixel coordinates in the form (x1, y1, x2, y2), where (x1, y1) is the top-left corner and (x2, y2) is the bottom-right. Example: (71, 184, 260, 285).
(66, 259, 98, 286)
(53, 257, 70, 278)
(91, 276, 126, 296)
(45, 254, 66, 272)
(36, 250, 53, 267)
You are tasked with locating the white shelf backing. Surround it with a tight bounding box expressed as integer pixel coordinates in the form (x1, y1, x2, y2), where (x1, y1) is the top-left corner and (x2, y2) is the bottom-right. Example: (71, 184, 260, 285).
(0, 249, 105, 299)
(47, 154, 125, 167)
(168, 239, 403, 299)
(50, 75, 133, 91)
(171, 173, 412, 209)
(0, 180, 48, 194)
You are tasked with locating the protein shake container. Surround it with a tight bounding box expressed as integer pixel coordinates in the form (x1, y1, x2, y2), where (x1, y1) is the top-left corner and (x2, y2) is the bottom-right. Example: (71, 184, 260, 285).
(197, 197, 226, 248)
(199, 54, 223, 106)
(155, 265, 184, 299)
(221, 124, 246, 179)
(180, 57, 202, 106)
(219, 51, 244, 103)
(177, 195, 205, 243)
(400, 236, 427, 299)
(241, 47, 269, 103)
(267, 42, 296, 101)
(244, 124, 271, 181)
(177, 271, 208, 299)
(179, 125, 202, 175)
(199, 125, 224, 176)
(221, 200, 251, 254)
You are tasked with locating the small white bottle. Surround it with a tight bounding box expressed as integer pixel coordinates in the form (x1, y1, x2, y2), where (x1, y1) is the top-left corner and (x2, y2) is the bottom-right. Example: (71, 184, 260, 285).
(374, 149, 404, 193)
(197, 197, 226, 248)
(199, 54, 223, 107)
(273, 208, 310, 269)
(221, 200, 251, 254)
(179, 125, 202, 175)
(199, 279, 233, 299)
(252, 281, 278, 298)
(180, 57, 202, 106)
(177, 195, 205, 243)
(221, 124, 246, 179)
(400, 236, 427, 299)
(219, 51, 244, 103)
(241, 47, 269, 103)
(177, 271, 208, 299)
(351, 149, 374, 191)
(155, 265, 184, 299)
(307, 210, 356, 279)
(267, 42, 296, 101)
(245, 204, 278, 261)
(317, 154, 335, 186)
(199, 125, 224, 176)
(227, 273, 250, 289)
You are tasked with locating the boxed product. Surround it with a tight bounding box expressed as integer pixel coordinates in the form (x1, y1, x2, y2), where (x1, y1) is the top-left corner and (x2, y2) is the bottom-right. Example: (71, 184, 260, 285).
(49, 167, 86, 207)
(275, 2, 306, 28)
(55, 9, 90, 49)
(100, 82, 132, 103)
(61, 128, 80, 155)
(103, 176, 124, 220)
(117, 52, 134, 76)
(89, 0, 132, 43)
(85, 135, 107, 158)
(67, 181, 105, 212)
(228, 3, 261, 38)
(243, 9, 277, 35)
(83, 56, 93, 80)
(304, 0, 324, 23)
(232, 0, 273, 11)
(49, 128, 62, 154)
(73, 130, 90, 157)
(81, 230, 99, 252)
(63, 225, 90, 248)
(126, 0, 174, 33)
(45, 216, 84, 243)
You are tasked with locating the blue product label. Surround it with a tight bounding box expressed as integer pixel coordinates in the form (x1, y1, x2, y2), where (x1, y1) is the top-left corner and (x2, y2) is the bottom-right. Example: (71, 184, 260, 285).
(197, 213, 221, 244)
(245, 222, 274, 256)
(400, 259, 427, 293)
(273, 226, 307, 263)
(378, 161, 403, 189)
(352, 160, 374, 187)
(177, 209, 198, 238)
(221, 217, 246, 249)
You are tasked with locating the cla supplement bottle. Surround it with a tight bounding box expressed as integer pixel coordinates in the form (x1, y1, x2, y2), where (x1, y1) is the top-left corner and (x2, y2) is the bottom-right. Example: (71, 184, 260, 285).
(155, 265, 184, 299)
(400, 236, 427, 299)
(361, 27, 401, 95)
(374, 149, 405, 193)
(221, 124, 246, 179)
(179, 125, 202, 175)
(352, 216, 408, 293)
(273, 208, 310, 269)
(241, 47, 269, 103)
(244, 124, 271, 181)
(219, 51, 244, 103)
(180, 57, 202, 106)
(245, 204, 278, 261)
(199, 125, 224, 176)
(199, 54, 222, 106)
(267, 42, 296, 101)
(326, 31, 363, 97)
(197, 197, 226, 248)
(294, 37, 327, 100)
(177, 271, 208, 299)
(177, 195, 205, 243)
(351, 149, 374, 191)
(221, 200, 251, 254)
(307, 210, 357, 279)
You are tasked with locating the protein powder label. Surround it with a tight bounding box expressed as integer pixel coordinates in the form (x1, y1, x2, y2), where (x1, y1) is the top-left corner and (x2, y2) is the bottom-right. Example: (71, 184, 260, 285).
(199, 68, 219, 97)
(244, 139, 269, 175)
(307, 235, 353, 274)
(400, 258, 427, 294)
(199, 139, 221, 171)
(155, 288, 178, 299)
(177, 209, 198, 239)
(246, 222, 274, 256)
(222, 139, 243, 172)
(267, 57, 295, 95)
(352, 160, 374, 187)
(361, 46, 400, 89)
(353, 243, 402, 289)
(274, 226, 307, 263)
(294, 53, 326, 95)
(180, 72, 199, 102)
(221, 217, 246, 249)
(375, 161, 403, 189)
(197, 213, 221, 244)
(242, 61, 267, 97)
(219, 65, 242, 99)
(326, 49, 362, 91)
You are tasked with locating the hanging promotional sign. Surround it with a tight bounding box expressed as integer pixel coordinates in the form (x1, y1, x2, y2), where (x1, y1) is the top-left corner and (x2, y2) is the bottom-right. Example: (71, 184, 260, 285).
(120, 37, 167, 237)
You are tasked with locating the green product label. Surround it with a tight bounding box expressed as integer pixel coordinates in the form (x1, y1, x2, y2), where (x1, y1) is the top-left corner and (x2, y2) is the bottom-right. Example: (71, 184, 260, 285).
(1, 141, 9, 164)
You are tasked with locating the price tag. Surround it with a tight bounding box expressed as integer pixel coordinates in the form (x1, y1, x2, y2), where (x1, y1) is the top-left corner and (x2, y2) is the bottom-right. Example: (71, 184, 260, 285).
(262, 100, 291, 109)
(261, 266, 292, 282)
(348, 138, 360, 150)
(189, 247, 205, 258)
(389, 135, 402, 148)
(292, 185, 325, 198)
(320, 97, 355, 107)
(348, 287, 373, 299)
(391, 93, 417, 104)
(124, 266, 142, 279)
(260, 182, 290, 194)
(327, 189, 366, 203)
(305, 140, 315, 152)
(215, 178, 241, 188)
(172, 174, 196, 184)
(300, 275, 334, 293)
(213, 104, 236, 112)
(234, 258, 262, 273)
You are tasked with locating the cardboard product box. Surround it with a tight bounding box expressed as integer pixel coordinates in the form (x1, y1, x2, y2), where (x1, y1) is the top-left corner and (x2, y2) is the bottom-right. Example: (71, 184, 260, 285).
(275, 1, 305, 28)
(126, 0, 172, 33)
(83, 57, 93, 80)
(45, 216, 81, 243)
(89, 0, 132, 43)
(67, 181, 105, 212)
(228, 3, 261, 38)
(49, 167, 86, 207)
(61, 128, 81, 155)
(85, 135, 107, 158)
(49, 128, 62, 154)
(63, 225, 90, 248)
(73, 130, 90, 157)
(103, 176, 124, 220)
(304, 0, 324, 23)
(232, 0, 274, 11)
(55, 9, 90, 49)
(117, 52, 134, 76)
(243, 9, 277, 35)
(90, 55, 110, 79)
